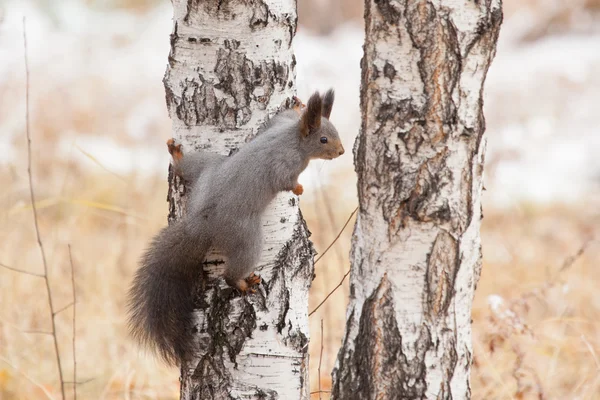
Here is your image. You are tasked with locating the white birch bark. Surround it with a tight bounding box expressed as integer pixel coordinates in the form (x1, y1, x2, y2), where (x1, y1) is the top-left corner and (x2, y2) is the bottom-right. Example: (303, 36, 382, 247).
(332, 1, 503, 399)
(163, 1, 312, 398)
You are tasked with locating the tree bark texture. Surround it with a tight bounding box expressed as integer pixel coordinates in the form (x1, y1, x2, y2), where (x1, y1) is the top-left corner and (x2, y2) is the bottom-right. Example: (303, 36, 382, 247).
(163, 1, 312, 399)
(332, 1, 502, 399)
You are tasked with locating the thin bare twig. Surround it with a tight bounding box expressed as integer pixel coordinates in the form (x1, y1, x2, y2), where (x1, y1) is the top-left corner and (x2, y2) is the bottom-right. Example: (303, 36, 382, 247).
(0, 261, 45, 277)
(23, 17, 66, 400)
(53, 302, 74, 317)
(314, 207, 358, 265)
(316, 176, 345, 269)
(308, 207, 357, 316)
(69, 245, 77, 400)
(509, 237, 595, 312)
(559, 237, 593, 273)
(310, 391, 331, 395)
(309, 268, 351, 317)
(318, 319, 324, 400)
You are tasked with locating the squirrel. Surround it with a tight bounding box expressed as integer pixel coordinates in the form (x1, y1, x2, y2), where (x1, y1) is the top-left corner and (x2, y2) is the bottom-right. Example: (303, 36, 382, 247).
(127, 89, 344, 365)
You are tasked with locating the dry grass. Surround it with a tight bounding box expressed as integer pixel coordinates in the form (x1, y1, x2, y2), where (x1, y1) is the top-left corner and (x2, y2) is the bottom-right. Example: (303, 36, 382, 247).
(471, 204, 600, 399)
(2, 131, 599, 399)
(3, 115, 599, 399)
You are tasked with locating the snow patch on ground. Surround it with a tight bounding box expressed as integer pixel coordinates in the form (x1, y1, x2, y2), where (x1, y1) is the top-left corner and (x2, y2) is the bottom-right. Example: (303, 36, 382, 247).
(1, 0, 599, 205)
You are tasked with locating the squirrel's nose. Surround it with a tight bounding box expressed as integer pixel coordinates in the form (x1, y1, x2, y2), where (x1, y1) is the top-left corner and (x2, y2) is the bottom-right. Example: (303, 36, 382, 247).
(339, 147, 345, 155)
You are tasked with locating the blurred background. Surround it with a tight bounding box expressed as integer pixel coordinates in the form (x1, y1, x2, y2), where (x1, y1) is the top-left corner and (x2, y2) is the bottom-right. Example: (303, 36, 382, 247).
(1, 0, 600, 398)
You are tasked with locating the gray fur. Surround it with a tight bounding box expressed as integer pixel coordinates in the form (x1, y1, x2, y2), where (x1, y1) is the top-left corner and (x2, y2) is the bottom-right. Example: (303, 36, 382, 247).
(173, 150, 226, 183)
(127, 90, 343, 365)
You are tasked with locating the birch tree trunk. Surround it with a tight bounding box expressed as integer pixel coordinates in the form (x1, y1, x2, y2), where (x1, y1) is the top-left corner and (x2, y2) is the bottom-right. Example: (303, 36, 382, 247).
(163, 1, 312, 398)
(332, 1, 502, 399)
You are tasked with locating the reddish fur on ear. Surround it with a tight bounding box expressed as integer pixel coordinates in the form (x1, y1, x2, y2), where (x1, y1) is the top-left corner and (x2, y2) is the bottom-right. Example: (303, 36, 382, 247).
(300, 92, 322, 137)
(322, 89, 335, 119)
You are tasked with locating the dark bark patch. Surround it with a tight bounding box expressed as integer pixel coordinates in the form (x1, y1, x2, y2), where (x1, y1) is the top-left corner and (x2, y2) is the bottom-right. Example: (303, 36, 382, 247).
(437, 332, 459, 398)
(249, 1, 269, 29)
(274, 212, 315, 281)
(172, 49, 290, 129)
(183, 283, 259, 398)
(332, 275, 430, 399)
(254, 388, 277, 399)
(403, 149, 447, 218)
(269, 213, 315, 337)
(167, 22, 180, 67)
(386, 147, 452, 236)
(214, 48, 253, 126)
(185, 0, 278, 29)
(285, 329, 308, 354)
(202, 287, 257, 366)
(370, 63, 380, 81)
(190, 353, 229, 399)
(275, 289, 290, 334)
(425, 231, 459, 318)
(378, 98, 422, 123)
(167, 164, 186, 224)
(374, 0, 402, 25)
(174, 78, 219, 127)
(383, 61, 396, 81)
(405, 1, 461, 144)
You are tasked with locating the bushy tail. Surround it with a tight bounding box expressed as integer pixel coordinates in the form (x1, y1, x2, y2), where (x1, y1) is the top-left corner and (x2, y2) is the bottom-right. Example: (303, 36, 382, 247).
(127, 221, 208, 365)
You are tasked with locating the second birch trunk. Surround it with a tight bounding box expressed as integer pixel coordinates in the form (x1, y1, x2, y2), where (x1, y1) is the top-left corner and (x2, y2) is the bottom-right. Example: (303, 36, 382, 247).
(332, 1, 503, 398)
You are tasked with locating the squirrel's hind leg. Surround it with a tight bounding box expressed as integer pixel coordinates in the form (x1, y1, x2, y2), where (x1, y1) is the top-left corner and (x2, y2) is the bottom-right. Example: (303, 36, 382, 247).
(222, 227, 263, 293)
(166, 139, 183, 161)
(167, 139, 227, 183)
(238, 273, 262, 294)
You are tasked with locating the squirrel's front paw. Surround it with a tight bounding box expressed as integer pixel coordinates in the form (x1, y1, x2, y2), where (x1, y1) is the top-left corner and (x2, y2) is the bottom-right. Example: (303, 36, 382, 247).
(291, 96, 306, 116)
(236, 273, 262, 294)
(166, 138, 183, 162)
(292, 183, 304, 196)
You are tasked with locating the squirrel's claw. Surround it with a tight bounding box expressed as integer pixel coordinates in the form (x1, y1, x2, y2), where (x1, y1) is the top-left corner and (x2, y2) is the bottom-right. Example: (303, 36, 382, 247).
(291, 96, 306, 116)
(236, 273, 261, 294)
(245, 273, 261, 287)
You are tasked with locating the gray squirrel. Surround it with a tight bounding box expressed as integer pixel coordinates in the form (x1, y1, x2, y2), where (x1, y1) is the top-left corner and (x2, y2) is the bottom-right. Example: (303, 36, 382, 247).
(127, 89, 344, 365)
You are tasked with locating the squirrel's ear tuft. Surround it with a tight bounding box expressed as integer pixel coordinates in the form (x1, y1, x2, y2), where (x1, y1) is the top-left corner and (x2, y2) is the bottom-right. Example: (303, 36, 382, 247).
(322, 89, 335, 119)
(300, 91, 323, 136)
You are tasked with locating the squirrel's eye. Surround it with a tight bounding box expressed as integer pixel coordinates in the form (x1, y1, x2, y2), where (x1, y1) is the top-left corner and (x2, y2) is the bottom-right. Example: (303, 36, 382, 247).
(320, 137, 328, 144)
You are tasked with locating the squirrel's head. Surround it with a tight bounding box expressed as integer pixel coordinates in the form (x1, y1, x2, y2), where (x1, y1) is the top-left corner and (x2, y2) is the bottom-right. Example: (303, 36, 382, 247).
(299, 89, 345, 160)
